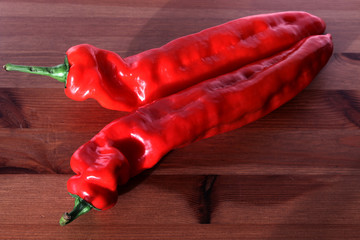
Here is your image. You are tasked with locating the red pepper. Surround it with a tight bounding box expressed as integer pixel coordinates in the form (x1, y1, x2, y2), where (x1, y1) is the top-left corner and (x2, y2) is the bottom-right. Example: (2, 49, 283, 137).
(5, 11, 325, 111)
(59, 34, 333, 225)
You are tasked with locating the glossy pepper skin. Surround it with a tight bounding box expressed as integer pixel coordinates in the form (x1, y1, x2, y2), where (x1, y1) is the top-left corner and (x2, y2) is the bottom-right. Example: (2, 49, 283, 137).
(5, 11, 325, 111)
(60, 34, 333, 225)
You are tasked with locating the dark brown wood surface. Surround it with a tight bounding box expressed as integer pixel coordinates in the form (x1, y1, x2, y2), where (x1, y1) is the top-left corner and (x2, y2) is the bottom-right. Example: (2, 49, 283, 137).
(1, 0, 359, 239)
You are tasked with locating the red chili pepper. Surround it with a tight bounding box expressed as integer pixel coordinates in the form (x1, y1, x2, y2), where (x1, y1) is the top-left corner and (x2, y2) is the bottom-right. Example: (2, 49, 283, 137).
(59, 34, 333, 225)
(5, 11, 325, 111)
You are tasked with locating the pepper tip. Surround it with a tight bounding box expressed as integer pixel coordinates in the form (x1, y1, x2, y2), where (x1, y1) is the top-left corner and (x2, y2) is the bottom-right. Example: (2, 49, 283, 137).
(59, 194, 94, 226)
(59, 212, 71, 226)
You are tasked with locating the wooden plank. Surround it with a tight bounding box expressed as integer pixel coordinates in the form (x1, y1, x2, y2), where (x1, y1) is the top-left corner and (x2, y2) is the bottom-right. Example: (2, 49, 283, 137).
(1, 89, 359, 174)
(0, 88, 126, 130)
(0, 10, 358, 52)
(0, 129, 90, 173)
(1, 224, 360, 240)
(1, 1, 360, 20)
(0, 127, 359, 174)
(1, 174, 360, 226)
(0, 175, 201, 225)
(4, 0, 360, 11)
(307, 54, 360, 90)
(159, 127, 360, 176)
(5, 0, 360, 11)
(212, 175, 360, 224)
(1, 174, 360, 239)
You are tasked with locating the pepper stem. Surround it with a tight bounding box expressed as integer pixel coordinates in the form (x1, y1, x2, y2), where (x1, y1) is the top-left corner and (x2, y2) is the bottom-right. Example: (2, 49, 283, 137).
(3, 56, 69, 83)
(59, 193, 94, 226)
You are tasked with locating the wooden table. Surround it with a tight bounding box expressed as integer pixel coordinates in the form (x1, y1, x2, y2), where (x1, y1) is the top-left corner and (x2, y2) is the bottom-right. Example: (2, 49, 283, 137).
(0, 0, 359, 239)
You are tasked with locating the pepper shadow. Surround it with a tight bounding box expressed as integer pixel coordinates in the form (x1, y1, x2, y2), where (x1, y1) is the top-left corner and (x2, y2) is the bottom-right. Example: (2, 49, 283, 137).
(124, 0, 243, 57)
(117, 167, 159, 196)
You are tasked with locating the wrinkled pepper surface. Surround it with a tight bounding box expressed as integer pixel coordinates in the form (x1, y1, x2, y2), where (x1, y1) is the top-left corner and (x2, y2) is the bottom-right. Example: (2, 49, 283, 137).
(59, 34, 333, 225)
(5, 11, 325, 111)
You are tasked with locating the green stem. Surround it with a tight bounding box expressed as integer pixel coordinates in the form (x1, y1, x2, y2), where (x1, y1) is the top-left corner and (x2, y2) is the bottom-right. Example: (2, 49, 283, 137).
(3, 56, 69, 83)
(59, 193, 94, 226)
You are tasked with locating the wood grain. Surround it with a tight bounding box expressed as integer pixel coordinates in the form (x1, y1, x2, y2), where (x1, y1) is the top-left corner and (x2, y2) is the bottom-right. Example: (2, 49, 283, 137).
(0, 0, 359, 239)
